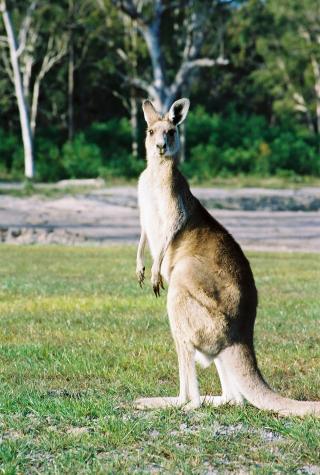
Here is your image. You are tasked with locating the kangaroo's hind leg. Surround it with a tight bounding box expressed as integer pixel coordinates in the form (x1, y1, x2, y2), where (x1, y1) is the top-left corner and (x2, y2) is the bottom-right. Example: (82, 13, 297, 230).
(174, 336, 201, 409)
(192, 350, 244, 407)
(135, 283, 202, 410)
(167, 281, 227, 410)
(168, 261, 245, 409)
(209, 356, 245, 406)
(134, 332, 200, 410)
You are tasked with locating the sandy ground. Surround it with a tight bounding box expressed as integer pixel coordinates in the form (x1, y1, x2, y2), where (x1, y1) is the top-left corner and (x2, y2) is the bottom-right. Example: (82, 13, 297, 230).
(0, 186, 319, 252)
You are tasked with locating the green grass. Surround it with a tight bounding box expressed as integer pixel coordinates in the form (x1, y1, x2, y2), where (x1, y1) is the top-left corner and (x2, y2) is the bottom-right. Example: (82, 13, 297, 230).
(0, 174, 320, 200)
(0, 246, 319, 474)
(187, 174, 320, 189)
(0, 183, 104, 199)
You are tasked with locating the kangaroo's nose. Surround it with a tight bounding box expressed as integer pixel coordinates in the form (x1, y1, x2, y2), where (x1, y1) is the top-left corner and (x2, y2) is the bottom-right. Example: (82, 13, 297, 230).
(156, 143, 166, 153)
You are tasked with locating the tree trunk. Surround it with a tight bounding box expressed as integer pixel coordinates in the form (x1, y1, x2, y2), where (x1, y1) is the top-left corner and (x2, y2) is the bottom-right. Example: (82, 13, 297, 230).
(1, 5, 34, 179)
(130, 91, 138, 158)
(30, 76, 40, 136)
(179, 122, 186, 163)
(68, 0, 74, 141)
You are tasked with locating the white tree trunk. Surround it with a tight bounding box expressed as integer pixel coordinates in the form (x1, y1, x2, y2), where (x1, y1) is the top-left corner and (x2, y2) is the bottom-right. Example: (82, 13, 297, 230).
(311, 56, 320, 138)
(30, 75, 40, 136)
(130, 92, 138, 157)
(1, 3, 34, 179)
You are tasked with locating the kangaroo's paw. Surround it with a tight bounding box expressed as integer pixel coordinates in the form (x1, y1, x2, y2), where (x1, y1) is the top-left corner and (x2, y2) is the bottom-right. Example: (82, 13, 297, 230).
(134, 396, 180, 410)
(181, 399, 202, 412)
(151, 266, 164, 297)
(200, 395, 245, 407)
(136, 266, 145, 287)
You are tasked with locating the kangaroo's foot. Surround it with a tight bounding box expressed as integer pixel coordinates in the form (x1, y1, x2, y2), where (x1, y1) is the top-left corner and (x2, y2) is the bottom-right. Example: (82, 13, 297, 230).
(134, 396, 181, 409)
(134, 394, 245, 410)
(200, 395, 245, 406)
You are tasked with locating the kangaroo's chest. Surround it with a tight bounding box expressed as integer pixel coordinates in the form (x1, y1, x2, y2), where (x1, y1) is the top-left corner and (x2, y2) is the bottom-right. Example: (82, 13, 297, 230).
(138, 173, 169, 258)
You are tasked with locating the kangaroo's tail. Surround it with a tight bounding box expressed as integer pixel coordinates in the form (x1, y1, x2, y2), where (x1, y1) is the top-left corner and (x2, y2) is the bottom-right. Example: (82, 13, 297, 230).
(219, 343, 320, 417)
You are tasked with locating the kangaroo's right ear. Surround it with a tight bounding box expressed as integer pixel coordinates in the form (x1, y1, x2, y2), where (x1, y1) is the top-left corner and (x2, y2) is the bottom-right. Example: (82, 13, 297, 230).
(142, 100, 160, 127)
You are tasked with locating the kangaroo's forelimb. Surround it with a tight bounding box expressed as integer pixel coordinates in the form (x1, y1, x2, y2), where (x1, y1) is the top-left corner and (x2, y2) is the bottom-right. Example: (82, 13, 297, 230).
(136, 229, 147, 287)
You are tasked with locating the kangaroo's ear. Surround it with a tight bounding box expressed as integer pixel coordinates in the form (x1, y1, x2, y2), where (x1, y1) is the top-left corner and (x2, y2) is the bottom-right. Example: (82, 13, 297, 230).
(142, 100, 160, 126)
(168, 98, 190, 125)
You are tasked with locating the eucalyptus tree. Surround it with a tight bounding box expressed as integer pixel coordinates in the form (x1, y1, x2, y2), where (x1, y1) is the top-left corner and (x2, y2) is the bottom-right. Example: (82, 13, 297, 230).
(0, 0, 67, 178)
(0, 0, 34, 178)
(253, 0, 320, 139)
(108, 0, 230, 114)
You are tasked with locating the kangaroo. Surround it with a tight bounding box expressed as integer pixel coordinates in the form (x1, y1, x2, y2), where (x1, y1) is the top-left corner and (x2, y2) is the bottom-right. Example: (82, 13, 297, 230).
(135, 98, 320, 416)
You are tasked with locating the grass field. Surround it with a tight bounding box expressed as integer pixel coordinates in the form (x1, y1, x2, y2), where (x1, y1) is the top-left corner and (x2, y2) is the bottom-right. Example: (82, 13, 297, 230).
(0, 245, 319, 474)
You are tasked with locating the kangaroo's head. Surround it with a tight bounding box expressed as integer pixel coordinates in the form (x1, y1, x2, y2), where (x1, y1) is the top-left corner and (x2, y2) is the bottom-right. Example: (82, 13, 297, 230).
(142, 98, 190, 163)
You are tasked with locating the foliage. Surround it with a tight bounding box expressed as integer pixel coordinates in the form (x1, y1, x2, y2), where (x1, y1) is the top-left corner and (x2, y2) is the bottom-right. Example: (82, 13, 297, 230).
(61, 133, 103, 178)
(1, 0, 320, 181)
(1, 106, 320, 181)
(0, 128, 23, 178)
(0, 245, 319, 473)
(84, 118, 132, 161)
(183, 108, 320, 179)
(35, 137, 66, 182)
(252, 0, 320, 135)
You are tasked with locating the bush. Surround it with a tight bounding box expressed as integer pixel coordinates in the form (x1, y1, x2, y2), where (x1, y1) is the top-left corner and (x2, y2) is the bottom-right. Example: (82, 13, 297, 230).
(100, 153, 145, 179)
(85, 118, 132, 166)
(269, 132, 320, 175)
(61, 133, 103, 178)
(0, 128, 24, 179)
(35, 137, 65, 182)
(1, 112, 319, 182)
(85, 118, 144, 179)
(185, 109, 320, 178)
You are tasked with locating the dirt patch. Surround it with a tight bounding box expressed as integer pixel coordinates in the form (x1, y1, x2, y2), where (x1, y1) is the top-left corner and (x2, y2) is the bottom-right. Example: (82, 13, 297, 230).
(0, 186, 319, 251)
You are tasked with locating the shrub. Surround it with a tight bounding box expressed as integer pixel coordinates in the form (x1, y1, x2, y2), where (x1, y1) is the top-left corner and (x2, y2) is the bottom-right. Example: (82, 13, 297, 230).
(100, 153, 144, 179)
(269, 132, 320, 175)
(0, 128, 24, 178)
(61, 133, 103, 178)
(35, 137, 65, 182)
(85, 118, 132, 165)
(186, 107, 220, 149)
(2, 113, 320, 182)
(185, 109, 320, 178)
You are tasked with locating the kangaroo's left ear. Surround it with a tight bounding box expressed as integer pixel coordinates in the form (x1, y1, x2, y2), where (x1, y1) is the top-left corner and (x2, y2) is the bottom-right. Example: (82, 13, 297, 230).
(168, 98, 190, 126)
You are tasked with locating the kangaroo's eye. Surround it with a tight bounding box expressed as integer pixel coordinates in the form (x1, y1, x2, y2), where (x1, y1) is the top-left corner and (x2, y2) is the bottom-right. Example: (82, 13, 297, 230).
(168, 129, 175, 137)
(149, 129, 154, 135)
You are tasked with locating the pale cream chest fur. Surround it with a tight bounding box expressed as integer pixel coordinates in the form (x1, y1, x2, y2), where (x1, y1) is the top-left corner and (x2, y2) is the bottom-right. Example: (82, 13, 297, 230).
(138, 169, 165, 260)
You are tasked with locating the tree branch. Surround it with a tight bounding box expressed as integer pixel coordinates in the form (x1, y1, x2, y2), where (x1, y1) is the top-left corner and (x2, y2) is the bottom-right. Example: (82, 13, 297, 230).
(111, 0, 144, 26)
(1, 49, 14, 83)
(169, 56, 228, 104)
(277, 57, 314, 133)
(30, 35, 67, 135)
(0, 0, 6, 14)
(21, 27, 38, 98)
(127, 75, 157, 98)
(16, 0, 37, 57)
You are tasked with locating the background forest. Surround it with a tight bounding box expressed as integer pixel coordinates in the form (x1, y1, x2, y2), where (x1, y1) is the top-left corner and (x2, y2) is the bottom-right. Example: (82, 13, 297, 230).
(1, 0, 320, 182)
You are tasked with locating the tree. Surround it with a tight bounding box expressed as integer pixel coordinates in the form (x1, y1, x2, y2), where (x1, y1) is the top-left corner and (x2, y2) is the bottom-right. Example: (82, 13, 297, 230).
(109, 0, 230, 113)
(0, 0, 34, 178)
(0, 0, 67, 178)
(253, 0, 320, 139)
